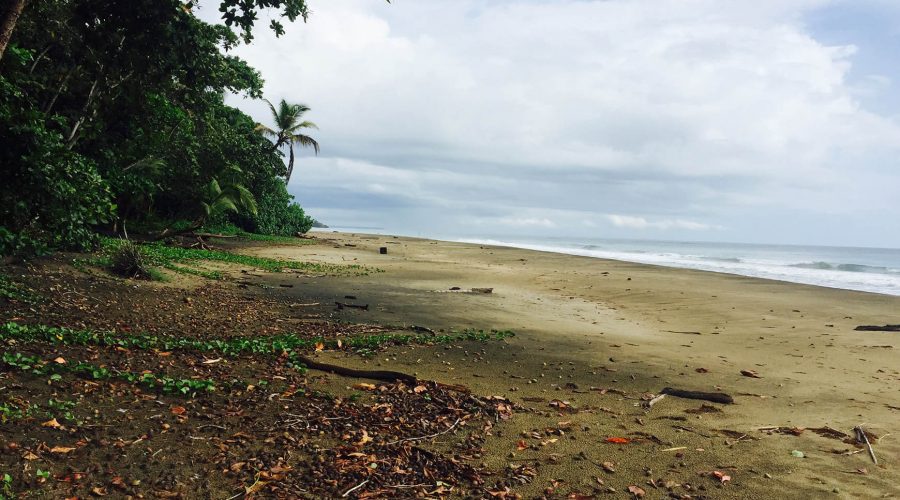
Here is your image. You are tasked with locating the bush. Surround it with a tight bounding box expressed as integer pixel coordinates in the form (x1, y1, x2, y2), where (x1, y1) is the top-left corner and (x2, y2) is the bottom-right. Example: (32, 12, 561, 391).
(238, 178, 314, 236)
(0, 227, 49, 258)
(109, 240, 152, 279)
(0, 76, 115, 254)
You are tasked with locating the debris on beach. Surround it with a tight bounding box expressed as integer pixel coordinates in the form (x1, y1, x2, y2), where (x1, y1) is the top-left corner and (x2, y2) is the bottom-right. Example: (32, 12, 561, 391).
(659, 387, 734, 404)
(854, 324, 900, 332)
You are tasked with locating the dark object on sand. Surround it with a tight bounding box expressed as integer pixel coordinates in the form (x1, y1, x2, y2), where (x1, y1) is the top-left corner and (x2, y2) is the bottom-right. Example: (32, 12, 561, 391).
(854, 324, 900, 332)
(471, 287, 493, 294)
(379, 246, 388, 254)
(335, 301, 369, 311)
(660, 387, 734, 404)
(295, 354, 416, 384)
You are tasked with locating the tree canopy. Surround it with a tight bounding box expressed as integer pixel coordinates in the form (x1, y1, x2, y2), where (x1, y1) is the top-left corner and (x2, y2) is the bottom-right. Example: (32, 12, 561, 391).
(0, 0, 316, 255)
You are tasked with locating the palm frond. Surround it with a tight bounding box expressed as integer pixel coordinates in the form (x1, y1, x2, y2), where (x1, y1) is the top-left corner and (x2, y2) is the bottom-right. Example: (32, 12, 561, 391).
(287, 120, 318, 133)
(263, 98, 278, 121)
(291, 134, 320, 154)
(254, 123, 278, 138)
(210, 196, 238, 214)
(231, 184, 258, 216)
(205, 179, 222, 199)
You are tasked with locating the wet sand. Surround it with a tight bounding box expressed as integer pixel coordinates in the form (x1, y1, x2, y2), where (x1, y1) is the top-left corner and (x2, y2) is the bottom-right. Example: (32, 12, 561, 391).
(252, 232, 900, 498)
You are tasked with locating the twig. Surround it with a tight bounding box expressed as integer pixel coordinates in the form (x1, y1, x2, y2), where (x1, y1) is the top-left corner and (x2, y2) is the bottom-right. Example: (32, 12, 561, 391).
(387, 418, 462, 445)
(673, 425, 713, 438)
(642, 394, 666, 411)
(855, 425, 878, 465)
(341, 479, 370, 497)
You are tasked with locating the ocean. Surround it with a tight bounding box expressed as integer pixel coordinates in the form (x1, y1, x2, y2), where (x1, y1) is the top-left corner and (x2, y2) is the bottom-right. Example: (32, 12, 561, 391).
(313, 228, 900, 296)
(458, 236, 900, 297)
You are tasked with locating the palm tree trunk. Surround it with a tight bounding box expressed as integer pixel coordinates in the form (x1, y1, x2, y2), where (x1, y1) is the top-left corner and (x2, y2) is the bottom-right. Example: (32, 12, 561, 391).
(286, 144, 295, 183)
(0, 0, 26, 63)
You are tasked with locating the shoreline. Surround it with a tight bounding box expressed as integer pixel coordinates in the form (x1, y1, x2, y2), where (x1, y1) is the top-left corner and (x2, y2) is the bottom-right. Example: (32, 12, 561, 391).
(254, 231, 900, 498)
(314, 229, 900, 297)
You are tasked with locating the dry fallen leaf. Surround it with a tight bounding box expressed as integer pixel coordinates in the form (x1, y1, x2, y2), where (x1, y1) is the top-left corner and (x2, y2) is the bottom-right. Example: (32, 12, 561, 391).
(22, 451, 39, 460)
(605, 437, 630, 444)
(110, 476, 127, 490)
(245, 479, 268, 496)
(170, 406, 187, 416)
(41, 418, 61, 428)
(627, 485, 646, 498)
(601, 461, 616, 473)
(713, 471, 732, 484)
(353, 383, 376, 391)
(314, 342, 325, 352)
(354, 429, 372, 446)
(91, 486, 107, 496)
(50, 446, 76, 454)
(413, 385, 427, 393)
(516, 440, 528, 451)
(53, 357, 67, 364)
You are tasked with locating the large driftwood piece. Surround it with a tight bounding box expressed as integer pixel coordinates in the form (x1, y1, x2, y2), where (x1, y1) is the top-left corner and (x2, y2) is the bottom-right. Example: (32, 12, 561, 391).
(660, 387, 734, 404)
(295, 354, 417, 384)
(854, 325, 900, 332)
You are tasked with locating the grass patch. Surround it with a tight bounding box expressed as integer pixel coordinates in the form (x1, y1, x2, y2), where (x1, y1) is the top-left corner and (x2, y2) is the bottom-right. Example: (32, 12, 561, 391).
(100, 238, 369, 276)
(0, 322, 514, 360)
(201, 224, 319, 245)
(161, 262, 223, 280)
(1, 350, 216, 395)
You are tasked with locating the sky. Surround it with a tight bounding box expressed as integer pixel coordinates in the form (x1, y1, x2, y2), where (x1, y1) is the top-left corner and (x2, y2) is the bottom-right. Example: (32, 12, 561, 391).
(198, 0, 900, 248)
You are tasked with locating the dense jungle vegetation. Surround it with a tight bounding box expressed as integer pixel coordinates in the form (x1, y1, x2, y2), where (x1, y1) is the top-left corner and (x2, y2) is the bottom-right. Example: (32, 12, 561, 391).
(0, 0, 318, 256)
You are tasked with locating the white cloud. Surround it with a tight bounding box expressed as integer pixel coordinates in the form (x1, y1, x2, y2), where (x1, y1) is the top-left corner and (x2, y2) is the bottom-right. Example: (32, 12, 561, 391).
(494, 217, 556, 228)
(606, 215, 718, 231)
(199, 0, 900, 245)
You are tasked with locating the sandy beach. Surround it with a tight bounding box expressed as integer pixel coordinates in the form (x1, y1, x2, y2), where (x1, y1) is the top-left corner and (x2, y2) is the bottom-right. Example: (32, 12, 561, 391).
(247, 231, 900, 499)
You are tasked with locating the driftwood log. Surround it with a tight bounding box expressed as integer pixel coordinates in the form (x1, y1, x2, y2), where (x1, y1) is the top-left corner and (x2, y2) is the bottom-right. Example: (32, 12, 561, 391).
(854, 325, 900, 332)
(295, 354, 416, 384)
(660, 387, 734, 404)
(335, 301, 369, 310)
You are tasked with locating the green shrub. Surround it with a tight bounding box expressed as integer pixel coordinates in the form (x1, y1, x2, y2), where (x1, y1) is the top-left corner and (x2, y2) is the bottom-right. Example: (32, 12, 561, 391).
(109, 240, 152, 279)
(239, 177, 314, 236)
(0, 76, 115, 254)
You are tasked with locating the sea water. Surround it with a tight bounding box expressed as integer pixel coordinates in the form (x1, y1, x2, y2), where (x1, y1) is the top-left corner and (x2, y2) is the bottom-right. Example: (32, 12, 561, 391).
(313, 228, 900, 296)
(458, 237, 900, 297)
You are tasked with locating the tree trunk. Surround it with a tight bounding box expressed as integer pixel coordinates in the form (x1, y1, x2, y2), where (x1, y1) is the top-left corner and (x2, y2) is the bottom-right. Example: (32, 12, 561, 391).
(0, 0, 26, 63)
(43, 67, 74, 115)
(65, 77, 99, 150)
(286, 144, 295, 183)
(28, 43, 51, 74)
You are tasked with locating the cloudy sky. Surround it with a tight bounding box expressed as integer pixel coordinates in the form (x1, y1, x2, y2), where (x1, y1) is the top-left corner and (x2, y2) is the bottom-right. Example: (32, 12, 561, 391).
(200, 0, 900, 247)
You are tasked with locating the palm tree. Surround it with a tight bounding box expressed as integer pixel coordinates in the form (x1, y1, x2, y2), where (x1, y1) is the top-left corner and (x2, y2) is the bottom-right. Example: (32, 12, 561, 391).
(255, 98, 319, 183)
(154, 166, 257, 240)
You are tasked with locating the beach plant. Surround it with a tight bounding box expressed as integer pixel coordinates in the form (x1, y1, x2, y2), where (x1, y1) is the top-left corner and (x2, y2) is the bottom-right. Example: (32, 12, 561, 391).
(96, 237, 369, 278)
(109, 239, 152, 279)
(0, 322, 514, 363)
(0, 350, 217, 395)
(0, 273, 37, 302)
